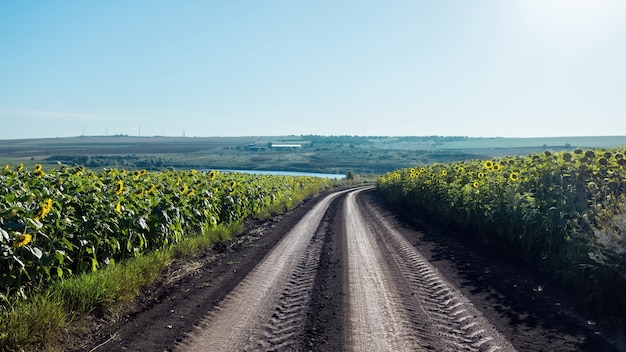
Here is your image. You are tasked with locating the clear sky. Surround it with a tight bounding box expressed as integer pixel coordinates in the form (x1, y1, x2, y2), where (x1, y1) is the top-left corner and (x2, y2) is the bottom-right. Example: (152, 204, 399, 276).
(1, 0, 625, 139)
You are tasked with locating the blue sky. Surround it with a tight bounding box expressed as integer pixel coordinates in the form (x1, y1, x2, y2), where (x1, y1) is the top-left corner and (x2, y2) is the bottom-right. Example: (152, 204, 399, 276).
(1, 0, 625, 139)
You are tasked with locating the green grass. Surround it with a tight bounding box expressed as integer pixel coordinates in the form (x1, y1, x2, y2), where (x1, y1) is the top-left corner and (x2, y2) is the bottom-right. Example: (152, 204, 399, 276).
(0, 293, 68, 352)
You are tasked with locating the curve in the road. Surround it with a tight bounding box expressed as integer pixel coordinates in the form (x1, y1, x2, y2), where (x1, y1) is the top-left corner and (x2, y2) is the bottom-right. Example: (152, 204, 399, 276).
(176, 187, 516, 352)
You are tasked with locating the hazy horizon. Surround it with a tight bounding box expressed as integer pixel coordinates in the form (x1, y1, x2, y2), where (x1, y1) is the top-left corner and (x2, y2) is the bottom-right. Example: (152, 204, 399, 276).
(2, 1, 625, 139)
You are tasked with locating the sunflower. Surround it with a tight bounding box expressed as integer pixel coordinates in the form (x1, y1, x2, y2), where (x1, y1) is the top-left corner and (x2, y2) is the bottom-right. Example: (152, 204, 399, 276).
(34, 199, 53, 220)
(34, 164, 43, 172)
(562, 153, 573, 162)
(477, 172, 485, 178)
(484, 160, 494, 170)
(209, 170, 217, 180)
(13, 234, 32, 248)
(509, 172, 519, 182)
(2, 164, 9, 172)
(230, 181, 237, 188)
(441, 170, 447, 176)
(473, 181, 480, 188)
(115, 180, 124, 195)
(492, 164, 501, 171)
(115, 202, 122, 212)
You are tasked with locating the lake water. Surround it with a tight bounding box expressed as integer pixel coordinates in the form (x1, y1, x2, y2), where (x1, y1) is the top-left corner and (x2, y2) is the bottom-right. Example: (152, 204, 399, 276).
(214, 169, 346, 179)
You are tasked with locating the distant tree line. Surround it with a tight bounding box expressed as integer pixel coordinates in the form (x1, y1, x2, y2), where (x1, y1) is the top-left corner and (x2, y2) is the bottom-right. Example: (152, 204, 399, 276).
(46, 155, 167, 169)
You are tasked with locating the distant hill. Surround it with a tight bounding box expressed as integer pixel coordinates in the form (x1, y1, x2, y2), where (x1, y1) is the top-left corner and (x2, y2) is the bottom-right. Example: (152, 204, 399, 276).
(1, 135, 625, 174)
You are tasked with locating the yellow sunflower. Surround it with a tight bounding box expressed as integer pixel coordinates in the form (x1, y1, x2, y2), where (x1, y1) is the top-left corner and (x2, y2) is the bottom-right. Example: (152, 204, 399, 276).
(34, 199, 53, 220)
(509, 172, 519, 182)
(115, 180, 124, 195)
(13, 234, 32, 248)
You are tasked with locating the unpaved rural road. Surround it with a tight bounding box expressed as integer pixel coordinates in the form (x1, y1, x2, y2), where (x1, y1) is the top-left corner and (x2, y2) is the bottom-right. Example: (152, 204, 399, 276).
(83, 187, 622, 352)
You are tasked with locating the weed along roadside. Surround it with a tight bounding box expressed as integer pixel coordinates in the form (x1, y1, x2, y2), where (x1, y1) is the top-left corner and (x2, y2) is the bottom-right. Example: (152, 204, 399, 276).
(0, 164, 337, 352)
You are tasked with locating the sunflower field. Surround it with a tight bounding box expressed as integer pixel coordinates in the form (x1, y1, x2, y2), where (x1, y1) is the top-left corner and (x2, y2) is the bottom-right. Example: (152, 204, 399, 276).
(377, 148, 626, 289)
(0, 164, 329, 297)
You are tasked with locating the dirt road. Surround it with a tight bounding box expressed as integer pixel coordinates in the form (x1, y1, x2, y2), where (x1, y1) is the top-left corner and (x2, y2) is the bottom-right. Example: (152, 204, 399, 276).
(85, 187, 621, 352)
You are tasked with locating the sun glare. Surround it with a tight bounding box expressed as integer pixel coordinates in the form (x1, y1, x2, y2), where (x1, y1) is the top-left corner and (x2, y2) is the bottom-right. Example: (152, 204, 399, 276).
(515, 0, 625, 51)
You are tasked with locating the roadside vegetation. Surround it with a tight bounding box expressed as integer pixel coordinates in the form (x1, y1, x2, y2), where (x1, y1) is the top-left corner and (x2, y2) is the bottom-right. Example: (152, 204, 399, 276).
(377, 147, 626, 314)
(0, 164, 334, 351)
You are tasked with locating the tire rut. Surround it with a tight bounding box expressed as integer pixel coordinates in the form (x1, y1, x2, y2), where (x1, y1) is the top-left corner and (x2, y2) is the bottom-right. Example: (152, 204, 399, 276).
(254, 219, 326, 351)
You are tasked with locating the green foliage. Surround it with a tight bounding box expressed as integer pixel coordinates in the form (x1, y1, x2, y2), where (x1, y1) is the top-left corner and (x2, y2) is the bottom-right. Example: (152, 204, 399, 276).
(377, 148, 626, 284)
(0, 164, 329, 298)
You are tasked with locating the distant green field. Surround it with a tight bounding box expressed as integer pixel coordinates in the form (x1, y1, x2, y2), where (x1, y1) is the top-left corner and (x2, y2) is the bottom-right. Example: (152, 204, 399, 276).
(436, 136, 626, 150)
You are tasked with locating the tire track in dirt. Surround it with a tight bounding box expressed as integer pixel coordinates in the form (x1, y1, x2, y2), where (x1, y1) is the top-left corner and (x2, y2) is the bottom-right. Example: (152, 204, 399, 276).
(353, 188, 516, 352)
(254, 219, 325, 350)
(344, 189, 423, 351)
(175, 189, 352, 352)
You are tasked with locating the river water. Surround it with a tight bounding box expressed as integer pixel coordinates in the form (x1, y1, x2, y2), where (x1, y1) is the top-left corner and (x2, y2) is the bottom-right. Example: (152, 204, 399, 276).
(212, 169, 346, 179)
